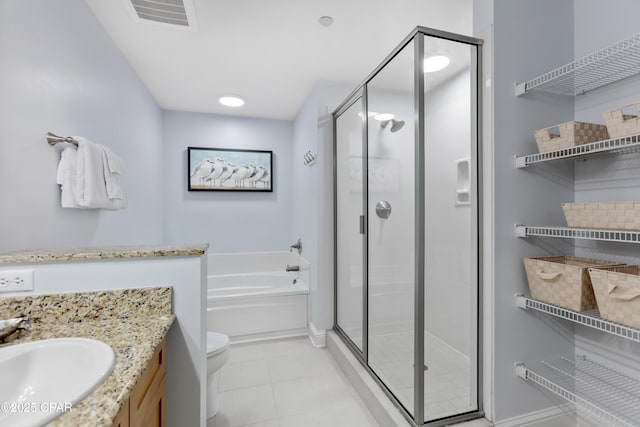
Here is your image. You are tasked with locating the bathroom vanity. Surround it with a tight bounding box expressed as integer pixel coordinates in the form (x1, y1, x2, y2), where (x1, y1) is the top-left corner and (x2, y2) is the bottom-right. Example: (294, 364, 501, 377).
(0, 287, 174, 426)
(0, 243, 208, 426)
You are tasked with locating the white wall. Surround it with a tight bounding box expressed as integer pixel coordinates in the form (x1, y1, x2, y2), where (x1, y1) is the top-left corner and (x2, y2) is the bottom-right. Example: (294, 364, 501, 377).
(424, 70, 473, 357)
(162, 111, 294, 253)
(572, 0, 640, 382)
(0, 256, 207, 427)
(0, 0, 163, 252)
(291, 81, 352, 332)
(492, 0, 577, 422)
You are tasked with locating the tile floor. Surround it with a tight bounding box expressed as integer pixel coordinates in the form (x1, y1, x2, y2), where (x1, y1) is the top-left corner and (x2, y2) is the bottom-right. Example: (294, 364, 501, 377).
(211, 336, 380, 427)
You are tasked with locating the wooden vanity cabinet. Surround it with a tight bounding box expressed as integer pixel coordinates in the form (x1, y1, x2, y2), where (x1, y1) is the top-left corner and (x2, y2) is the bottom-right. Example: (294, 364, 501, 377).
(111, 399, 129, 427)
(112, 338, 166, 427)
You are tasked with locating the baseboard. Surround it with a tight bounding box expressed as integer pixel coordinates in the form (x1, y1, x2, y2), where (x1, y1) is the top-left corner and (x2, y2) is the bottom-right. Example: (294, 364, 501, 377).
(228, 327, 308, 344)
(308, 322, 326, 348)
(494, 404, 575, 427)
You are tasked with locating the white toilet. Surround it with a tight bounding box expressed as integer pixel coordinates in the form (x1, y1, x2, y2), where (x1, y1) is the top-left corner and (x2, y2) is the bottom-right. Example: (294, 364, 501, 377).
(206, 331, 230, 419)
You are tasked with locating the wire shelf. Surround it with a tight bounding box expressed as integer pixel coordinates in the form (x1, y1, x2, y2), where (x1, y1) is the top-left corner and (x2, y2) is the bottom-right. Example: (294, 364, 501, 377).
(515, 33, 640, 96)
(515, 134, 640, 168)
(515, 295, 640, 343)
(515, 355, 640, 426)
(515, 225, 640, 244)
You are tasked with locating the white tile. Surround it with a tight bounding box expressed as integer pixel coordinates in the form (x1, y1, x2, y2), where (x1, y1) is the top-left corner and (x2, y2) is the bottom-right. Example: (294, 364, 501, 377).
(217, 384, 277, 427)
(279, 410, 334, 427)
(228, 342, 267, 364)
(262, 337, 316, 358)
(332, 401, 381, 427)
(279, 401, 377, 427)
(271, 376, 328, 417)
(451, 418, 491, 426)
(267, 349, 338, 383)
(219, 359, 270, 392)
(271, 373, 359, 417)
(218, 337, 380, 427)
(243, 420, 281, 427)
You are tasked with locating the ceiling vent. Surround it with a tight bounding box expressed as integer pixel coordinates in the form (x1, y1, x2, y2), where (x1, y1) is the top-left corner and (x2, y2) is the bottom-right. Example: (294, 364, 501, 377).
(123, 0, 198, 31)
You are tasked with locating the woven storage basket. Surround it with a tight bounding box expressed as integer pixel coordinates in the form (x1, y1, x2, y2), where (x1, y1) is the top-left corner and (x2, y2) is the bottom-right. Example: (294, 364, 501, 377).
(523, 256, 622, 311)
(589, 266, 640, 328)
(561, 202, 640, 230)
(603, 102, 640, 138)
(534, 121, 609, 153)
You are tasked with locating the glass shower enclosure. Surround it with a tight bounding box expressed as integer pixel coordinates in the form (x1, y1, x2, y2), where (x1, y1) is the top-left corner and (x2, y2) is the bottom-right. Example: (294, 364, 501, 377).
(333, 27, 483, 426)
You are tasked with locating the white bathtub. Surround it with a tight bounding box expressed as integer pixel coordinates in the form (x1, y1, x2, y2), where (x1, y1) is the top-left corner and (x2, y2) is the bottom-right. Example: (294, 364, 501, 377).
(207, 252, 310, 341)
(207, 272, 307, 300)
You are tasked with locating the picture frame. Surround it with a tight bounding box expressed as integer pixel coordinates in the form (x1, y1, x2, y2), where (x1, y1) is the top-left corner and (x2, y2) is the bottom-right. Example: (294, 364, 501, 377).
(187, 147, 273, 192)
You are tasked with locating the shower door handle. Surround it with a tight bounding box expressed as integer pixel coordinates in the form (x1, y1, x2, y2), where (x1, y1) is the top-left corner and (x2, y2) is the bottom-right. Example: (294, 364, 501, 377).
(359, 215, 365, 234)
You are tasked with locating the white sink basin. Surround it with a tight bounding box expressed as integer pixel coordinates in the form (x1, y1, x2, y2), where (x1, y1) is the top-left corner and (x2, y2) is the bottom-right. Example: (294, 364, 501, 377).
(0, 337, 115, 427)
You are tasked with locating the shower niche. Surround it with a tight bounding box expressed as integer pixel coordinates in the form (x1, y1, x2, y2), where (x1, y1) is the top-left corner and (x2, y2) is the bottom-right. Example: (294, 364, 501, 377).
(333, 27, 482, 426)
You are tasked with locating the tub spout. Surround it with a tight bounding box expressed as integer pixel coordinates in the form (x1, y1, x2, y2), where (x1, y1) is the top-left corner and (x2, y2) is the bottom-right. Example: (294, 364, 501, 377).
(285, 265, 300, 272)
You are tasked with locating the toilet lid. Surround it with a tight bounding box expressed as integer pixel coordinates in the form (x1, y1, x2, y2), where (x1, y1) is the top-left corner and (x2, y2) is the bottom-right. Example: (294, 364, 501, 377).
(207, 332, 230, 356)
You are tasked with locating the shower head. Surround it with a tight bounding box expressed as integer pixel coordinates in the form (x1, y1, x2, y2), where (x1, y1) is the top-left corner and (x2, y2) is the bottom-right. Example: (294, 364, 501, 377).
(390, 119, 405, 132)
(381, 119, 405, 133)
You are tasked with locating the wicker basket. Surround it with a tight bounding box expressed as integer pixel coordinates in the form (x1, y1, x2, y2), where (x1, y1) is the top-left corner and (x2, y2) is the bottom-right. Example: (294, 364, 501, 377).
(603, 102, 640, 138)
(589, 266, 640, 328)
(534, 121, 609, 153)
(561, 202, 640, 230)
(523, 256, 622, 311)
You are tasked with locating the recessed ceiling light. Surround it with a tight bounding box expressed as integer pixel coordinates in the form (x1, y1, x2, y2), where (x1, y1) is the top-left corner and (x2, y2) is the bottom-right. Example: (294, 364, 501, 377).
(373, 113, 395, 121)
(318, 16, 334, 27)
(423, 55, 450, 73)
(219, 96, 245, 107)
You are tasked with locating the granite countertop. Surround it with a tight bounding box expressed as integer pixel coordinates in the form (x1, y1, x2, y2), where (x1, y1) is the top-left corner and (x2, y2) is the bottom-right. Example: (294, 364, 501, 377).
(0, 243, 208, 264)
(0, 287, 174, 426)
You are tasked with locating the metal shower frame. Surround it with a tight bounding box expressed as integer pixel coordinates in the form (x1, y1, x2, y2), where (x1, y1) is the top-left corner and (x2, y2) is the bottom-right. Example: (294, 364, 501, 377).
(332, 26, 484, 427)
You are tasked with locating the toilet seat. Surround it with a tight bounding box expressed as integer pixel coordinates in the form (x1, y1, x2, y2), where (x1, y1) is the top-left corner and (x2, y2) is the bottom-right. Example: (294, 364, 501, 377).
(207, 332, 229, 357)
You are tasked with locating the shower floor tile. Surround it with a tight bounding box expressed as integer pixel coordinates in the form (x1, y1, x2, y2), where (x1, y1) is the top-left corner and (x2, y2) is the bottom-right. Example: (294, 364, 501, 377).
(367, 329, 475, 421)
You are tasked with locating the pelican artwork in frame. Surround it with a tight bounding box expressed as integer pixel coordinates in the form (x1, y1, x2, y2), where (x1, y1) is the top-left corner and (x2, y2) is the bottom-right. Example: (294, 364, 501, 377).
(188, 147, 273, 192)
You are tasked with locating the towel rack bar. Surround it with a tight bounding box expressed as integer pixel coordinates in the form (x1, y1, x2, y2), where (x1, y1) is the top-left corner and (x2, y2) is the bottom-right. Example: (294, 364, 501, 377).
(47, 132, 78, 147)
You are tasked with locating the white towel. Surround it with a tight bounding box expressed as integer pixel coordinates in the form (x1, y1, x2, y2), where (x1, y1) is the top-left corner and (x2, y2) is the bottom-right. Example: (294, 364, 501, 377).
(73, 136, 127, 210)
(56, 145, 81, 208)
(99, 144, 127, 209)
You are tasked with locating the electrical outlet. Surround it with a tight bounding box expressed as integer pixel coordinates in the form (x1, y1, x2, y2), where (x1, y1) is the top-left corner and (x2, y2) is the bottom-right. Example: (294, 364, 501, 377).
(0, 269, 34, 292)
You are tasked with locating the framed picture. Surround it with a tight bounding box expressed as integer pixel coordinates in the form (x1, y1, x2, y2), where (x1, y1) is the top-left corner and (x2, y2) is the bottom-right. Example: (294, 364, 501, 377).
(188, 147, 273, 192)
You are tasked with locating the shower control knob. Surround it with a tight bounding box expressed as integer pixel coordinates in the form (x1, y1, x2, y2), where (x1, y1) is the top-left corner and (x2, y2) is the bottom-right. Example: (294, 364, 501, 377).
(375, 201, 392, 219)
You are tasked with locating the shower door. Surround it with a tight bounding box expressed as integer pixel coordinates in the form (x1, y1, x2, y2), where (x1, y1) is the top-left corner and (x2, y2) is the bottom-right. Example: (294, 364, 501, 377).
(333, 27, 482, 427)
(334, 91, 365, 353)
(366, 38, 417, 415)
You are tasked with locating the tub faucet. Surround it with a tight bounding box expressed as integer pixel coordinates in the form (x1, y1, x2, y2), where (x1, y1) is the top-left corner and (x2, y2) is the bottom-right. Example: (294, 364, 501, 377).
(290, 238, 302, 254)
(286, 265, 300, 272)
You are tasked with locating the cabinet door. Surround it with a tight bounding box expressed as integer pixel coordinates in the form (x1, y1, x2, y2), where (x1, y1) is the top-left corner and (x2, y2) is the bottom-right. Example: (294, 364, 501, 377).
(130, 338, 166, 427)
(111, 399, 129, 427)
(132, 374, 166, 427)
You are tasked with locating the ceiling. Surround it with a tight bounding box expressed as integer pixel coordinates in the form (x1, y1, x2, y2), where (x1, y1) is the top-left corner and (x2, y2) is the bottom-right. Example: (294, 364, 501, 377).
(86, 0, 472, 120)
